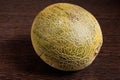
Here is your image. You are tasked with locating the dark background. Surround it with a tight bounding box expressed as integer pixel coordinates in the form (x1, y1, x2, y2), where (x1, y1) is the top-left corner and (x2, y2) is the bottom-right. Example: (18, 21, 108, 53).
(0, 0, 120, 80)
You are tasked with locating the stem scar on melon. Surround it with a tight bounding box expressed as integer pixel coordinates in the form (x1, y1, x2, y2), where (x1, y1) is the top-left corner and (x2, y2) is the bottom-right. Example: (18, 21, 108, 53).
(31, 3, 103, 71)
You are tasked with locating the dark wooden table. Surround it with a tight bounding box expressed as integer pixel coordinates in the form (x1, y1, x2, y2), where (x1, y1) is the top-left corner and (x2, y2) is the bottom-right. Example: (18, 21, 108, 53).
(0, 0, 120, 80)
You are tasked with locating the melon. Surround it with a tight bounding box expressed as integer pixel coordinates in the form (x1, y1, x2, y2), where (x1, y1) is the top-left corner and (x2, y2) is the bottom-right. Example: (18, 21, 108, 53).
(31, 3, 103, 71)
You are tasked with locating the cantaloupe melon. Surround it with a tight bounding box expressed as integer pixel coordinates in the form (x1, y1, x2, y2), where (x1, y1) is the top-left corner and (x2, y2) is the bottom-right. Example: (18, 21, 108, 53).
(31, 3, 103, 71)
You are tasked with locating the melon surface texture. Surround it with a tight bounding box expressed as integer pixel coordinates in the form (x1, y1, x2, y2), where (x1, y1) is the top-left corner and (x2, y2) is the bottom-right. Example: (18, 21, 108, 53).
(31, 3, 103, 71)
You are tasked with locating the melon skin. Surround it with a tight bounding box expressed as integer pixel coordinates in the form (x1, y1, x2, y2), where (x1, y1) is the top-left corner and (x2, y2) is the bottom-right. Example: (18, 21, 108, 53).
(31, 3, 103, 71)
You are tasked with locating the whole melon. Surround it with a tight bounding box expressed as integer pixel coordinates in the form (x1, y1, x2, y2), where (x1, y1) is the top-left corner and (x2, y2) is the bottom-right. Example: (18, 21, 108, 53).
(31, 3, 103, 71)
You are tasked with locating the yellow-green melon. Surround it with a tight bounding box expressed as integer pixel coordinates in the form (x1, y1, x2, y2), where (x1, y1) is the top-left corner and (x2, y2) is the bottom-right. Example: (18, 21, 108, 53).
(31, 3, 103, 71)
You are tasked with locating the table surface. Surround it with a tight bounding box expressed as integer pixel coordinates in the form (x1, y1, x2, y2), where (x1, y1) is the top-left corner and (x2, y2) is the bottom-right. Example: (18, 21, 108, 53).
(0, 0, 120, 80)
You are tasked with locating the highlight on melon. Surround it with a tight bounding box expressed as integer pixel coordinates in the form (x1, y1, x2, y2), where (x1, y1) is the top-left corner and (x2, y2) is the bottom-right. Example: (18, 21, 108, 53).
(31, 3, 103, 71)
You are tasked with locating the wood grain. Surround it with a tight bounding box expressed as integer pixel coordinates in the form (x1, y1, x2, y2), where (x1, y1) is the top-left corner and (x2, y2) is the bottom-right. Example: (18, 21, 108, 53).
(0, 0, 120, 80)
